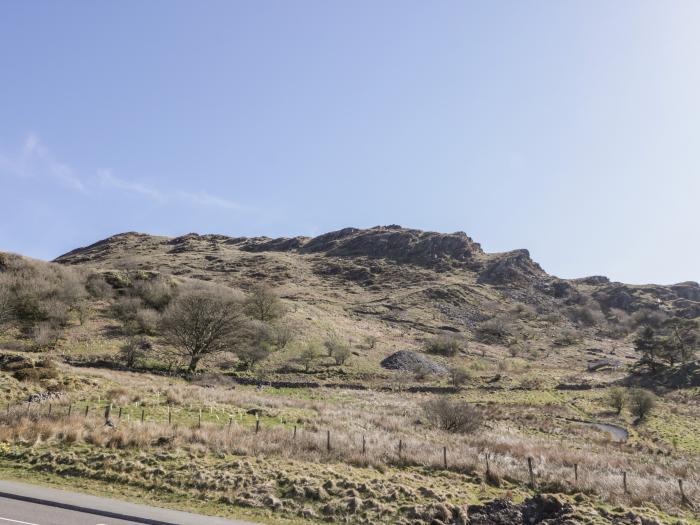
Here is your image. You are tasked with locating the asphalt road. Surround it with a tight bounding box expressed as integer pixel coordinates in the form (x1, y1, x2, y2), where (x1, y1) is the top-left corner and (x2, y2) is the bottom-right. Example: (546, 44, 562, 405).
(0, 480, 260, 525)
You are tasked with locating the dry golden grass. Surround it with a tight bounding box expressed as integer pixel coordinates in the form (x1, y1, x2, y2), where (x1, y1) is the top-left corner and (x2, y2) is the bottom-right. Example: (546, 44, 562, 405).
(2, 380, 697, 517)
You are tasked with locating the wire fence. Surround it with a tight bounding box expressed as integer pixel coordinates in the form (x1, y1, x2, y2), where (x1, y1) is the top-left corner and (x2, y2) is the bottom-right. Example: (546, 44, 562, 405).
(1, 399, 697, 513)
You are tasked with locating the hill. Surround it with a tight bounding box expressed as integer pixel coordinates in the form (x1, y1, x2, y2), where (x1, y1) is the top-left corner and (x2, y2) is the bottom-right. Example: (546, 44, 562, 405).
(0, 226, 698, 525)
(54, 226, 700, 346)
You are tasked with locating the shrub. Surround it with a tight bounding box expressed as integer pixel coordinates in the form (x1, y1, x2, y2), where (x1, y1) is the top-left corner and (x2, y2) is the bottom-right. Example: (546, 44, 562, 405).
(607, 387, 627, 415)
(629, 388, 656, 421)
(135, 308, 160, 335)
(364, 335, 378, 349)
(423, 397, 482, 434)
(296, 342, 321, 372)
(631, 308, 668, 329)
(132, 277, 174, 311)
(425, 333, 465, 356)
(119, 337, 152, 368)
(413, 364, 433, 382)
(474, 318, 512, 344)
(110, 296, 143, 322)
(568, 304, 606, 327)
(449, 366, 472, 386)
(272, 321, 296, 349)
(553, 328, 581, 346)
(325, 337, 351, 365)
(86, 273, 113, 299)
(32, 322, 61, 349)
(244, 284, 285, 322)
(235, 343, 271, 370)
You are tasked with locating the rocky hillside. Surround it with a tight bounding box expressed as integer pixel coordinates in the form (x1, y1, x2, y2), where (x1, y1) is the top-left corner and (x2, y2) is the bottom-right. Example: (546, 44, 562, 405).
(54, 226, 699, 349)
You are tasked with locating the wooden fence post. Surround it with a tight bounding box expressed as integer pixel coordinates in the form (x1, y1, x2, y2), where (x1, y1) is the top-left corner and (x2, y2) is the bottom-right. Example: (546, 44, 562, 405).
(293, 425, 297, 439)
(574, 463, 578, 483)
(104, 404, 111, 422)
(443, 446, 447, 469)
(326, 430, 331, 452)
(398, 439, 403, 460)
(68, 404, 72, 417)
(141, 408, 145, 423)
(527, 457, 535, 487)
(255, 418, 260, 434)
(623, 471, 628, 494)
(84, 405, 89, 417)
(198, 408, 202, 428)
(48, 404, 52, 417)
(485, 452, 491, 475)
(362, 435, 366, 455)
(168, 406, 172, 425)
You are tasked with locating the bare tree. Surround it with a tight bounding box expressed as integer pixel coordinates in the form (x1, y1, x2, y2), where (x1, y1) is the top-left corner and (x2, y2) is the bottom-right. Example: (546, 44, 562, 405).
(244, 284, 285, 322)
(160, 288, 245, 374)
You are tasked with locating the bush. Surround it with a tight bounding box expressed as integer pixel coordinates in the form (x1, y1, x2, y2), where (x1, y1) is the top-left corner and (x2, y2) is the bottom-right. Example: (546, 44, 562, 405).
(86, 273, 113, 299)
(132, 277, 174, 311)
(31, 322, 61, 349)
(0, 254, 86, 333)
(244, 284, 285, 322)
(119, 337, 152, 368)
(364, 335, 378, 349)
(413, 363, 433, 382)
(296, 342, 321, 372)
(607, 387, 627, 415)
(568, 304, 605, 327)
(423, 397, 482, 434)
(474, 318, 512, 344)
(631, 308, 668, 329)
(235, 343, 271, 370)
(425, 333, 465, 357)
(553, 328, 581, 346)
(135, 308, 160, 335)
(110, 296, 143, 322)
(325, 337, 351, 365)
(629, 388, 656, 421)
(272, 321, 296, 349)
(449, 366, 472, 387)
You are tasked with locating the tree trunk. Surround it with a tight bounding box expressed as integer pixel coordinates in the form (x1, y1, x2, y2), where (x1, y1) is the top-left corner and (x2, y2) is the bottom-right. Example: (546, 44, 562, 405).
(188, 356, 201, 374)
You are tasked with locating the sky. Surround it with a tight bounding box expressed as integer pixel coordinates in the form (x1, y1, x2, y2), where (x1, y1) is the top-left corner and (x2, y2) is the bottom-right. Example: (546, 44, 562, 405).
(1, 1, 699, 285)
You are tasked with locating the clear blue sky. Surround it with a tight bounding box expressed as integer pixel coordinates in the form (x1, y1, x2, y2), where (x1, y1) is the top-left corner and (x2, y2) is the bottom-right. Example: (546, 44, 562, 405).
(1, 1, 698, 285)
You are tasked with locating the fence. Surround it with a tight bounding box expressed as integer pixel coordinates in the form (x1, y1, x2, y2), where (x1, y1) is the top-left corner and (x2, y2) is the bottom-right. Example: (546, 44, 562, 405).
(1, 399, 697, 513)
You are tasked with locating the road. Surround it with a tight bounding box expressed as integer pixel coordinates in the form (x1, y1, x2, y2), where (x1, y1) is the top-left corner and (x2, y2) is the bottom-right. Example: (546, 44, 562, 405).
(0, 480, 261, 525)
